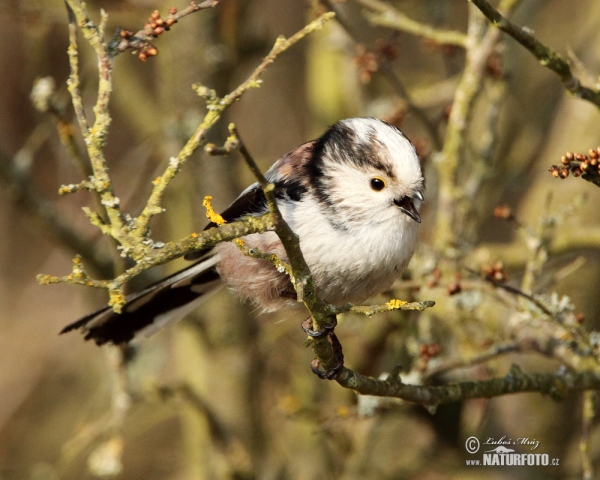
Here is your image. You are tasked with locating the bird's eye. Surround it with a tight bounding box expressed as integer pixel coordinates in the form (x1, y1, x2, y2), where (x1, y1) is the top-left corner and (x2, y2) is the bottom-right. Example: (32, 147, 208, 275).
(370, 177, 386, 191)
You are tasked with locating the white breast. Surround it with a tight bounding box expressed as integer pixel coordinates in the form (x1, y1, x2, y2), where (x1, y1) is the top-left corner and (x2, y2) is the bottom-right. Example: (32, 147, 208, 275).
(279, 195, 418, 306)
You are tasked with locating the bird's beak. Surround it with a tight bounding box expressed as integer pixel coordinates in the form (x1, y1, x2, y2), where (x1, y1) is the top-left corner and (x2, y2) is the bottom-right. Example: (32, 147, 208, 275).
(394, 193, 422, 223)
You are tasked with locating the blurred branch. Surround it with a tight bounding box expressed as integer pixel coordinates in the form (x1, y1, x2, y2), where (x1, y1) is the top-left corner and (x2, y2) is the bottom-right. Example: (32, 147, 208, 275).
(59, 348, 131, 477)
(434, 0, 520, 252)
(581, 391, 596, 480)
(471, 0, 600, 108)
(471, 226, 600, 271)
(157, 383, 253, 477)
(425, 343, 521, 378)
(324, 0, 443, 150)
(357, 0, 468, 47)
(0, 147, 113, 276)
(519, 193, 554, 294)
(378, 62, 444, 151)
(31, 77, 91, 178)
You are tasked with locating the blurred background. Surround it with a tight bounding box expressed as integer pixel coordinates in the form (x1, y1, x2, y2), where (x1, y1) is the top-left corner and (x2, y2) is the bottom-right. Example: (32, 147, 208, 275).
(1, 0, 600, 479)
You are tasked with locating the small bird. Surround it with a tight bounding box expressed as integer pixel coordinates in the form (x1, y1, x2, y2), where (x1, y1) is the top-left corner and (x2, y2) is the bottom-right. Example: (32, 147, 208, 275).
(62, 118, 424, 345)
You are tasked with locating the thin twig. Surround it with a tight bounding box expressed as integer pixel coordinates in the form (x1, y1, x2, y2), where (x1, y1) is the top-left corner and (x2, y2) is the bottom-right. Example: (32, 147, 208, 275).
(425, 343, 521, 378)
(0, 148, 113, 276)
(470, 0, 600, 108)
(108, 1, 220, 60)
(65, 0, 125, 235)
(133, 12, 335, 238)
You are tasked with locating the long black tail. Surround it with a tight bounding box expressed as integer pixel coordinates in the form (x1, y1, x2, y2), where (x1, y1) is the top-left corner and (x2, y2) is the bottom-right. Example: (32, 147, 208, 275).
(60, 255, 222, 345)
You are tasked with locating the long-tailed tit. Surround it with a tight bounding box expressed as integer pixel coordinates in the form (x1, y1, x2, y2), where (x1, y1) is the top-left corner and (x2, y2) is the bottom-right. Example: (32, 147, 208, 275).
(62, 118, 424, 345)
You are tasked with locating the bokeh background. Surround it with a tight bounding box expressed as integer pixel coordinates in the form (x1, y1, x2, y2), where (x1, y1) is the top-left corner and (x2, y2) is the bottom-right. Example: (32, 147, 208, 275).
(2, 0, 600, 479)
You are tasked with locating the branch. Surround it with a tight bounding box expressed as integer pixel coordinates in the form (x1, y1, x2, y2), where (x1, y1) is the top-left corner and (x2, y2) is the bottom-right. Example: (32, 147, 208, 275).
(132, 11, 335, 238)
(0, 147, 113, 276)
(434, 0, 520, 251)
(108, 1, 220, 60)
(41, 6, 334, 310)
(38, 213, 278, 311)
(323, 0, 443, 150)
(357, 0, 468, 47)
(65, 0, 125, 236)
(470, 0, 600, 108)
(214, 125, 436, 377)
(341, 364, 600, 405)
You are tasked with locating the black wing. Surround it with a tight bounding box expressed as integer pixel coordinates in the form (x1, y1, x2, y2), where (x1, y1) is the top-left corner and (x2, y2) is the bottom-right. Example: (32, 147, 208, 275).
(184, 185, 267, 260)
(185, 140, 315, 260)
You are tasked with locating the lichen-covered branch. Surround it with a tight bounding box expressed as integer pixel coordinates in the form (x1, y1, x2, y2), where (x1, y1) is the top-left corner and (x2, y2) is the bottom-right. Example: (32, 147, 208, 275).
(132, 11, 335, 238)
(40, 4, 334, 312)
(470, 0, 600, 108)
(38, 212, 278, 311)
(330, 299, 435, 316)
(65, 0, 125, 237)
(0, 147, 113, 277)
(340, 364, 600, 405)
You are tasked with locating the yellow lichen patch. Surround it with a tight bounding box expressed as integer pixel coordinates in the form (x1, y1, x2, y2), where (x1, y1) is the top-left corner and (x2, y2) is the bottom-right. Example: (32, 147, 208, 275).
(203, 196, 226, 225)
(152, 177, 162, 186)
(36, 274, 60, 285)
(108, 290, 126, 313)
(190, 232, 199, 239)
(386, 299, 408, 310)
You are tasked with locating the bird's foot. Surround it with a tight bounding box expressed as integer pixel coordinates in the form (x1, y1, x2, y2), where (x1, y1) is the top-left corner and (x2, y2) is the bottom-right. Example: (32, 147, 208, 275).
(310, 332, 345, 380)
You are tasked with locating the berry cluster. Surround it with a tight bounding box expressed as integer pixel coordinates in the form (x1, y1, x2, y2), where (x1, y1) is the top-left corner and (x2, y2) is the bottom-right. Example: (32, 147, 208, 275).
(144, 7, 178, 37)
(118, 7, 178, 60)
(549, 147, 600, 181)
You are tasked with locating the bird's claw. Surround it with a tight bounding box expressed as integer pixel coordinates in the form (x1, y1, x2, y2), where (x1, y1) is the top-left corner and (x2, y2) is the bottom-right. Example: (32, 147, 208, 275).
(309, 332, 345, 380)
(301, 317, 337, 339)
